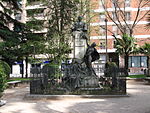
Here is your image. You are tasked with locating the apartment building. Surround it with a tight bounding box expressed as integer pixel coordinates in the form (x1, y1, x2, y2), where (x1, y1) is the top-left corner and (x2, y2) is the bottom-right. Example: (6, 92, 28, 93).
(90, 0, 150, 75)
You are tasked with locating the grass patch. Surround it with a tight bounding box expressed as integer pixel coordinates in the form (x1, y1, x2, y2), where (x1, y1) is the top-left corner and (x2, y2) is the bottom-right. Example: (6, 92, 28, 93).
(128, 74, 146, 78)
(7, 78, 31, 82)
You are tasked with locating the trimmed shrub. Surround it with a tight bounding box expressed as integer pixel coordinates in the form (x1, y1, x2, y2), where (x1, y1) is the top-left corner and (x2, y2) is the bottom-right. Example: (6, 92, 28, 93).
(104, 62, 118, 77)
(0, 61, 11, 79)
(105, 62, 118, 69)
(0, 69, 7, 93)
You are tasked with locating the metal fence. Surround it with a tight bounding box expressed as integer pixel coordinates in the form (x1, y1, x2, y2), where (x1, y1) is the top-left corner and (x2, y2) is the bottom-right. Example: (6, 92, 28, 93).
(30, 64, 127, 95)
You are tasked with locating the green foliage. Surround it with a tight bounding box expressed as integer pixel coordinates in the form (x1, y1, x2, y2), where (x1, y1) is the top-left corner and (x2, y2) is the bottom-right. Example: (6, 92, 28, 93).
(26, 20, 44, 31)
(115, 34, 137, 55)
(105, 61, 118, 69)
(0, 0, 24, 64)
(128, 74, 146, 78)
(27, 8, 44, 17)
(45, 33, 72, 62)
(0, 60, 11, 78)
(104, 62, 118, 77)
(0, 67, 7, 93)
(43, 63, 61, 78)
(0, 0, 46, 65)
(114, 34, 137, 71)
(27, 0, 42, 5)
(139, 43, 150, 55)
(44, 0, 78, 62)
(7, 78, 31, 82)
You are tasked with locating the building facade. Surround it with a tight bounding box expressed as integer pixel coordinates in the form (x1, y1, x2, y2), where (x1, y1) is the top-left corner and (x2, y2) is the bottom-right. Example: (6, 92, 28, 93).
(90, 0, 150, 75)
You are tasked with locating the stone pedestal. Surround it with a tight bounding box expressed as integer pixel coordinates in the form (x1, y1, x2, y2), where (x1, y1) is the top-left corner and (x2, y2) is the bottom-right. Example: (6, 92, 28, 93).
(74, 31, 87, 59)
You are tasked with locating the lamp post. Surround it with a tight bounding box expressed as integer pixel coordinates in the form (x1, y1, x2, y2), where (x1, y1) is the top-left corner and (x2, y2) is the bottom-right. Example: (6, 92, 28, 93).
(105, 18, 108, 63)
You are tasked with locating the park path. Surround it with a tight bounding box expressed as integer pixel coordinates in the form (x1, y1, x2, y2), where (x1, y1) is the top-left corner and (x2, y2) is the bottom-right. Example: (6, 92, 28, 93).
(0, 80, 150, 113)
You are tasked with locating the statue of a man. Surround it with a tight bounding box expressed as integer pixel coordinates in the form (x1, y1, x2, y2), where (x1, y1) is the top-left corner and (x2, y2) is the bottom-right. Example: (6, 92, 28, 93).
(72, 16, 88, 39)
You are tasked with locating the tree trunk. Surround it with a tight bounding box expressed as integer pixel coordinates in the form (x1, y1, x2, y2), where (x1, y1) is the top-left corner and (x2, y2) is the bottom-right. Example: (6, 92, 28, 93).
(124, 54, 129, 76)
(148, 56, 150, 76)
(25, 57, 28, 78)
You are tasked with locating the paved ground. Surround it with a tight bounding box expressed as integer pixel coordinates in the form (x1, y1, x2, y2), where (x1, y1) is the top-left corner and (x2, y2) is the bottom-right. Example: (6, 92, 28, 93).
(0, 80, 150, 113)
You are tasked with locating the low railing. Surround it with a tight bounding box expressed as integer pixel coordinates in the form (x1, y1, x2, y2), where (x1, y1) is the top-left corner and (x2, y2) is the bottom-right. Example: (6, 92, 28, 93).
(30, 65, 127, 95)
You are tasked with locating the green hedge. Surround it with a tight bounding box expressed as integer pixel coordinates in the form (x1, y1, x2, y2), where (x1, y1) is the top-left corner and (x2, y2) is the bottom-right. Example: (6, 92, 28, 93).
(0, 69, 7, 93)
(0, 61, 10, 93)
(104, 62, 118, 77)
(0, 61, 11, 79)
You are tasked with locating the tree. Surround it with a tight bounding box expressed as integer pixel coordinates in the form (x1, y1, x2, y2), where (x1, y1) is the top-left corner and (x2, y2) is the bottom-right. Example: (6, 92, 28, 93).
(20, 0, 47, 78)
(17, 26, 46, 78)
(0, 0, 46, 78)
(0, 0, 24, 66)
(100, 0, 150, 37)
(43, 0, 101, 63)
(42, 0, 79, 63)
(114, 34, 137, 75)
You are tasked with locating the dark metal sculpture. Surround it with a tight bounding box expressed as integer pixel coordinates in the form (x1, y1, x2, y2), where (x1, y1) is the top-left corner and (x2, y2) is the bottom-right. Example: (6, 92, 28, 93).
(83, 42, 100, 76)
(72, 16, 88, 40)
(62, 42, 100, 91)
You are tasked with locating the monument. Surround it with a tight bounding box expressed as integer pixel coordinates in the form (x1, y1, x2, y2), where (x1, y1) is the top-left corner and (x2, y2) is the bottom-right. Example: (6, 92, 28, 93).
(29, 16, 127, 95)
(72, 16, 88, 59)
(62, 16, 100, 91)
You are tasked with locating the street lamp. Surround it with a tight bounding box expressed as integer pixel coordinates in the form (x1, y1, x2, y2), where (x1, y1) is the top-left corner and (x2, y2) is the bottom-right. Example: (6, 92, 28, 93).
(105, 18, 108, 63)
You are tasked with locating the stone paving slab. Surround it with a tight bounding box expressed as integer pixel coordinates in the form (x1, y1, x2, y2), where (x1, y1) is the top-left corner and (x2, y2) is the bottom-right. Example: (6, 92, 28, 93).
(0, 80, 150, 113)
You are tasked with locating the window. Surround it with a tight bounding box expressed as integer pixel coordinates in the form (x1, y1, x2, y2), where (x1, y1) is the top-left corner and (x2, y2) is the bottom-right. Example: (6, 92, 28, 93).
(112, 12, 117, 20)
(132, 56, 141, 67)
(113, 40, 117, 48)
(129, 56, 148, 68)
(125, 0, 130, 7)
(100, 25, 105, 36)
(100, 39, 106, 49)
(141, 56, 147, 67)
(112, 0, 117, 8)
(15, 13, 21, 20)
(99, 14, 105, 22)
(17, 0, 22, 8)
(99, 0, 104, 9)
(125, 12, 130, 21)
(112, 25, 118, 36)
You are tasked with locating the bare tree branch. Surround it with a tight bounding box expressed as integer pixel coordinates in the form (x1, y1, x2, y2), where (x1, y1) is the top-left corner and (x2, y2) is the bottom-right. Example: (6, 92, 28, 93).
(133, 10, 150, 28)
(101, 0, 124, 34)
(100, 0, 150, 36)
(132, 0, 144, 29)
(114, 0, 131, 30)
(99, 25, 116, 36)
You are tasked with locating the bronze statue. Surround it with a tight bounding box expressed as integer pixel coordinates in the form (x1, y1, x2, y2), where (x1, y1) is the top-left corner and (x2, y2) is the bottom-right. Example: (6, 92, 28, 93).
(83, 42, 100, 76)
(72, 16, 88, 40)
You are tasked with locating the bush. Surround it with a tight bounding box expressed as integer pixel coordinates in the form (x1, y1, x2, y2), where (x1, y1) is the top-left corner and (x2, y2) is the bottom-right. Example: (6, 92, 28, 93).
(0, 61, 11, 79)
(105, 62, 118, 69)
(0, 69, 7, 93)
(43, 63, 61, 78)
(104, 62, 118, 77)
